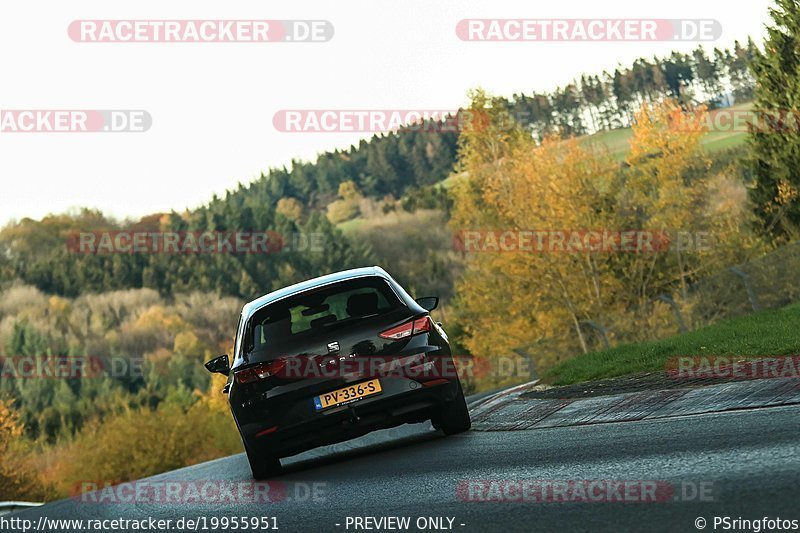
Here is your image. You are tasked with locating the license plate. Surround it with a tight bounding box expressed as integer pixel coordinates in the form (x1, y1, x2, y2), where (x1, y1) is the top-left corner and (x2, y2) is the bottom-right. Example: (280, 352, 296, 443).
(314, 379, 382, 411)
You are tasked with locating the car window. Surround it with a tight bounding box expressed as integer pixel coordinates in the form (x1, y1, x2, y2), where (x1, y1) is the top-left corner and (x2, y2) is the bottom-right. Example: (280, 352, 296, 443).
(287, 287, 392, 334)
(246, 276, 402, 355)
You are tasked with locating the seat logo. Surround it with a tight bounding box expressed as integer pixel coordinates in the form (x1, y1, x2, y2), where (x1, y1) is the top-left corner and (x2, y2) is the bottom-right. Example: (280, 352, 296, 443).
(327, 341, 340, 353)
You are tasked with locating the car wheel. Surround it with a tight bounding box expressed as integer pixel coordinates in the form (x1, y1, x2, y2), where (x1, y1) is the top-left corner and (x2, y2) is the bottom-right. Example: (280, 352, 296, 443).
(434, 381, 471, 435)
(244, 440, 282, 479)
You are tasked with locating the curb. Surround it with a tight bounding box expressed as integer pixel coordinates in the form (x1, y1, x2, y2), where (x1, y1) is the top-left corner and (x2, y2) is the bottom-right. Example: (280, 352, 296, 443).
(469, 377, 800, 431)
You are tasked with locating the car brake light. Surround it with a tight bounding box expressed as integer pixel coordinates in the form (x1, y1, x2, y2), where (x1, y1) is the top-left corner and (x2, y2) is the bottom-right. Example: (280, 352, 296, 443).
(235, 359, 287, 384)
(422, 378, 450, 387)
(379, 316, 431, 340)
(255, 426, 278, 438)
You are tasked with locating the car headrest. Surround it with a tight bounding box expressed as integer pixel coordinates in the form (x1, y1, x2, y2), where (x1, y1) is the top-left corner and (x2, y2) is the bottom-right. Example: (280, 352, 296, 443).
(256, 309, 291, 346)
(346, 292, 379, 317)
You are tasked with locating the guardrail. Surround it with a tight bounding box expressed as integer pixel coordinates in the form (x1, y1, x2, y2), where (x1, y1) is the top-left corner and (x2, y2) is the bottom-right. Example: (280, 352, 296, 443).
(0, 501, 43, 516)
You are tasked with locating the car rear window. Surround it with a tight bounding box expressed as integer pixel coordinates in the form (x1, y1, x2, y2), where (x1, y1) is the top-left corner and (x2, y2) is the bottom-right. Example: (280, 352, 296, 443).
(244, 276, 403, 355)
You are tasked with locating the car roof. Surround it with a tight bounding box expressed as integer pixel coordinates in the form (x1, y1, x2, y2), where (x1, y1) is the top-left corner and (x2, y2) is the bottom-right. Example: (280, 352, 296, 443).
(241, 266, 392, 319)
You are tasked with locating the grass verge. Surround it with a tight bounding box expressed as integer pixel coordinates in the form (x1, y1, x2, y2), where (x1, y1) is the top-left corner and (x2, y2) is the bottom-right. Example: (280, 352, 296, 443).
(542, 303, 800, 386)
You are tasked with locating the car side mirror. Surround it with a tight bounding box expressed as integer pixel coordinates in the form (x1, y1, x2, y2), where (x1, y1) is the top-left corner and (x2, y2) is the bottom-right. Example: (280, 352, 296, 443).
(204, 354, 230, 376)
(415, 296, 439, 312)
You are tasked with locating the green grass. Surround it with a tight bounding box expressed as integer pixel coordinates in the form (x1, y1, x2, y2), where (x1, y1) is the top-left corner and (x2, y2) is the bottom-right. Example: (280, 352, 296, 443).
(701, 131, 748, 152)
(580, 127, 634, 161)
(582, 129, 748, 161)
(542, 303, 800, 386)
(336, 217, 367, 234)
(581, 102, 752, 161)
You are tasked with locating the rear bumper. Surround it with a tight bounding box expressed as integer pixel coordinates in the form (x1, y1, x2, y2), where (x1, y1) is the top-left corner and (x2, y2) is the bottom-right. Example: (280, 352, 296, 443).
(238, 377, 458, 458)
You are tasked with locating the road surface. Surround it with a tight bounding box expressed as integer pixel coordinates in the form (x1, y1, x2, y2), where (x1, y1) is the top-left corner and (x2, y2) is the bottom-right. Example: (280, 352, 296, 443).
(15, 383, 800, 533)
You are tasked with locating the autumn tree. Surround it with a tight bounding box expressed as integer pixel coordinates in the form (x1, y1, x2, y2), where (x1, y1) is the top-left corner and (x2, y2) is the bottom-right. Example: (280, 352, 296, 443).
(275, 197, 304, 222)
(621, 101, 710, 311)
(326, 180, 363, 223)
(0, 399, 52, 500)
(451, 90, 621, 361)
(451, 95, 759, 370)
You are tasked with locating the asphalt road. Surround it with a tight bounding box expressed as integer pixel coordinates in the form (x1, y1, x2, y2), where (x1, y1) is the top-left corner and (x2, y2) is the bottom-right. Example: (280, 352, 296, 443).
(15, 400, 800, 533)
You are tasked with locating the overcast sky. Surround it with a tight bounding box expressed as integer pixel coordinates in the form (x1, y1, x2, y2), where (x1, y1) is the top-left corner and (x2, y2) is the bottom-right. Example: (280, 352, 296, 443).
(0, 0, 774, 225)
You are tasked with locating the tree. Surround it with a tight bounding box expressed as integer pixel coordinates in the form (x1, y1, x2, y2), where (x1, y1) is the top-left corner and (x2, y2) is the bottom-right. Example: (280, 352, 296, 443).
(275, 197, 304, 222)
(451, 94, 757, 369)
(662, 52, 694, 101)
(749, 0, 800, 241)
(612, 69, 635, 125)
(0, 398, 52, 500)
(451, 91, 620, 359)
(326, 181, 363, 223)
(622, 101, 709, 314)
(693, 47, 722, 103)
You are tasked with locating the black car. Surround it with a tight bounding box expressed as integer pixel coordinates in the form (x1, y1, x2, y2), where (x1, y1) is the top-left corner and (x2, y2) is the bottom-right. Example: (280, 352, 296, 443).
(204, 266, 471, 478)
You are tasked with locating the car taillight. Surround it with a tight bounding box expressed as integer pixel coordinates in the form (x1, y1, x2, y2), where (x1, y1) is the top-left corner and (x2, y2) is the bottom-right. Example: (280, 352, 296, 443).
(379, 316, 431, 340)
(235, 359, 287, 384)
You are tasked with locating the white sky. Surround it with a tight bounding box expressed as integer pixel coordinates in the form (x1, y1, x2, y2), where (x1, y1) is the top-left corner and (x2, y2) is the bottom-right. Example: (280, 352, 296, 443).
(0, 0, 773, 225)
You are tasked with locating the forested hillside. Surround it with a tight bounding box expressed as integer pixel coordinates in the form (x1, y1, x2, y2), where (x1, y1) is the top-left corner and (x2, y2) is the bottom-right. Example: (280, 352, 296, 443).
(3, 33, 792, 502)
(0, 43, 757, 301)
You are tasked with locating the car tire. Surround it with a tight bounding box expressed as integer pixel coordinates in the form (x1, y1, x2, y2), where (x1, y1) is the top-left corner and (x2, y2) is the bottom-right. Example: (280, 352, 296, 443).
(434, 381, 471, 435)
(244, 440, 282, 479)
